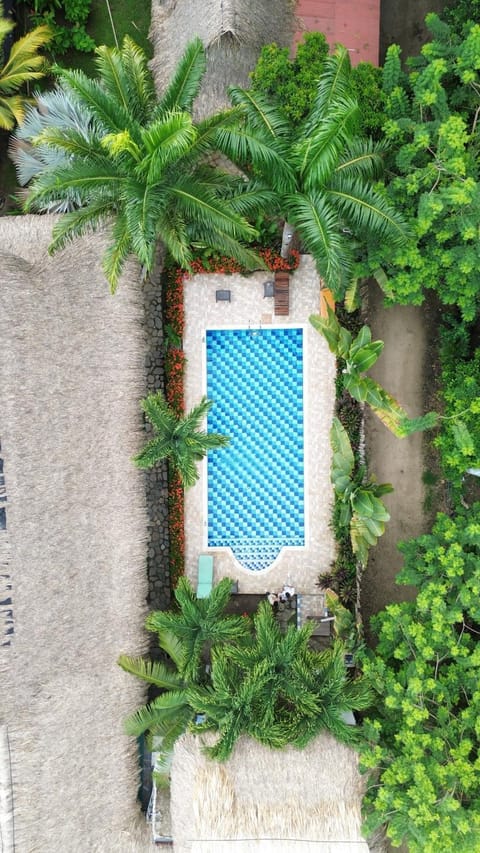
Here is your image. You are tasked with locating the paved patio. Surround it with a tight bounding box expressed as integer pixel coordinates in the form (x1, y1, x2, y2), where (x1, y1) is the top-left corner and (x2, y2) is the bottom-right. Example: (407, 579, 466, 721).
(183, 255, 336, 597)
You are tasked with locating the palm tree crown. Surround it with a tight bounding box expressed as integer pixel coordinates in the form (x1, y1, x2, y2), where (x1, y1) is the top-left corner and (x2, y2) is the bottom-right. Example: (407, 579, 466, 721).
(217, 45, 408, 297)
(133, 391, 229, 488)
(0, 8, 51, 130)
(189, 601, 373, 761)
(24, 37, 270, 291)
(146, 577, 251, 683)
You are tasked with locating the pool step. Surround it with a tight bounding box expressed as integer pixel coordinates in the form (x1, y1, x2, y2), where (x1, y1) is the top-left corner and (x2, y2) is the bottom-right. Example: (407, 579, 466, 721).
(274, 271, 289, 316)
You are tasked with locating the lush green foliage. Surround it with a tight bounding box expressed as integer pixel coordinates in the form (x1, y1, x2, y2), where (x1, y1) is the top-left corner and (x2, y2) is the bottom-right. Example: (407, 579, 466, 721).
(250, 32, 385, 137)
(310, 306, 437, 436)
(146, 577, 250, 683)
(24, 37, 268, 290)
(249, 32, 329, 126)
(189, 601, 372, 761)
(120, 580, 372, 764)
(118, 578, 249, 769)
(360, 504, 480, 852)
(221, 46, 406, 297)
(133, 391, 229, 489)
(330, 416, 392, 566)
(434, 320, 480, 493)
(443, 0, 480, 35)
(363, 17, 480, 321)
(32, 0, 95, 55)
(0, 9, 51, 130)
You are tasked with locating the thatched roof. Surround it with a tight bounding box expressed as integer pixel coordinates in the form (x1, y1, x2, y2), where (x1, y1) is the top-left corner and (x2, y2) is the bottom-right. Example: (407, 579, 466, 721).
(0, 216, 152, 851)
(150, 0, 296, 117)
(171, 732, 378, 852)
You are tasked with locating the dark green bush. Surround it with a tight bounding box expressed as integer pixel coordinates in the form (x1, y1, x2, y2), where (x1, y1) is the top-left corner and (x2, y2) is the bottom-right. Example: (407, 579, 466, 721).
(434, 319, 480, 495)
(31, 0, 95, 55)
(250, 32, 329, 126)
(250, 32, 385, 137)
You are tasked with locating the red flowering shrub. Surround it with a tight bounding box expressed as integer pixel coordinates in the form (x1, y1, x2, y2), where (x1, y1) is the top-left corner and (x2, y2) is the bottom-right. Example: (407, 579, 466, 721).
(168, 470, 185, 588)
(164, 266, 186, 589)
(259, 247, 300, 272)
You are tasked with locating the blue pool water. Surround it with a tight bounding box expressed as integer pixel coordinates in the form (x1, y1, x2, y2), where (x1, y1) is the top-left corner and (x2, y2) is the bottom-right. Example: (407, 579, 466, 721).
(206, 327, 305, 571)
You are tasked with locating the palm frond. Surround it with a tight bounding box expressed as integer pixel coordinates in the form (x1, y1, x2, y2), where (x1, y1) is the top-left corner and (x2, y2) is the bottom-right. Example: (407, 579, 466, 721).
(35, 125, 103, 161)
(58, 68, 138, 138)
(311, 45, 354, 118)
(25, 158, 122, 212)
(0, 25, 51, 90)
(139, 111, 196, 184)
(180, 395, 212, 431)
(285, 190, 352, 293)
(117, 36, 156, 119)
(228, 86, 293, 138)
(157, 629, 188, 671)
(336, 136, 387, 179)
(171, 176, 257, 241)
(219, 180, 278, 220)
(188, 226, 265, 272)
(102, 211, 133, 293)
(158, 37, 206, 114)
(117, 655, 183, 689)
(123, 690, 190, 736)
(294, 99, 360, 190)
(329, 175, 409, 244)
(174, 452, 199, 488)
(186, 106, 244, 158)
(154, 206, 192, 268)
(0, 94, 24, 128)
(141, 390, 176, 432)
(132, 435, 171, 469)
(47, 197, 115, 254)
(213, 126, 296, 195)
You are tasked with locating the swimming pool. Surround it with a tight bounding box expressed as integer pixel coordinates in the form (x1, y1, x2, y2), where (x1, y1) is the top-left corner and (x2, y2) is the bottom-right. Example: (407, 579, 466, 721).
(206, 327, 305, 571)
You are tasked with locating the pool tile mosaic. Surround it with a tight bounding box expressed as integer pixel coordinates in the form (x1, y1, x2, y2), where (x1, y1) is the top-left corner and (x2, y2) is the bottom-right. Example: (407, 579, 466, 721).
(206, 327, 305, 571)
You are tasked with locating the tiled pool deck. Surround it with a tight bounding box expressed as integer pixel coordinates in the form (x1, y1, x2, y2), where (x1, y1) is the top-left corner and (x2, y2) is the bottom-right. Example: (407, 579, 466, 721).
(183, 255, 336, 596)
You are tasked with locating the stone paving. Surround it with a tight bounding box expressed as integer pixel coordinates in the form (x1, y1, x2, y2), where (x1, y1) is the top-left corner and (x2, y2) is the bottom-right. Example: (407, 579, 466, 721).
(183, 255, 336, 598)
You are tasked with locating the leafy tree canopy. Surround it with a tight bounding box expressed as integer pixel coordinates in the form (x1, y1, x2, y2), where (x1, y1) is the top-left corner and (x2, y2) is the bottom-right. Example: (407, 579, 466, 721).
(249, 31, 385, 137)
(361, 16, 480, 321)
(360, 503, 480, 852)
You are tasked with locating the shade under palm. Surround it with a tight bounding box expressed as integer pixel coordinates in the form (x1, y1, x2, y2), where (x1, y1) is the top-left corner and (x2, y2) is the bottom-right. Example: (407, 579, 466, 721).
(23, 36, 270, 291)
(133, 391, 229, 488)
(217, 45, 408, 298)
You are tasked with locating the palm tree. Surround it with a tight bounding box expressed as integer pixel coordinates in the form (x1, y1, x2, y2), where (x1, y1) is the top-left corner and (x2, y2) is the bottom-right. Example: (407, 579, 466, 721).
(118, 629, 196, 776)
(24, 36, 271, 291)
(0, 3, 52, 130)
(216, 45, 407, 298)
(133, 391, 230, 488)
(146, 577, 251, 683)
(0, 9, 51, 130)
(189, 601, 373, 761)
(10, 86, 93, 211)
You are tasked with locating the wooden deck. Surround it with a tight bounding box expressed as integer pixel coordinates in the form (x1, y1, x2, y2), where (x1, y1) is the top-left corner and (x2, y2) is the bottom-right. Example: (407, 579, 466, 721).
(274, 271, 290, 316)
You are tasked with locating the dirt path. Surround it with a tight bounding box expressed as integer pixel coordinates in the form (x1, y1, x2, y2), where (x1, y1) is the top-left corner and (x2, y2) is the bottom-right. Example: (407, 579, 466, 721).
(361, 283, 428, 634)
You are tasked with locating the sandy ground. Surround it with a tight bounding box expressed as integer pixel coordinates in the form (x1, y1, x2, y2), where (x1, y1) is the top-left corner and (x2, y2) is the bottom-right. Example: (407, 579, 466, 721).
(361, 283, 428, 635)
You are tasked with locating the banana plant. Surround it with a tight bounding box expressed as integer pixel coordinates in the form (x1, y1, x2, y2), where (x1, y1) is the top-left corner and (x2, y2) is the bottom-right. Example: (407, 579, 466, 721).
(311, 306, 438, 437)
(331, 416, 393, 565)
